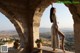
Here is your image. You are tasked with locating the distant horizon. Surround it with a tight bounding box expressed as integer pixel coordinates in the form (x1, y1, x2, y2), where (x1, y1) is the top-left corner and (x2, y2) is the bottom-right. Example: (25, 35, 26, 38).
(40, 3, 73, 29)
(0, 3, 73, 31)
(40, 27, 73, 29)
(0, 27, 73, 31)
(40, 27, 73, 30)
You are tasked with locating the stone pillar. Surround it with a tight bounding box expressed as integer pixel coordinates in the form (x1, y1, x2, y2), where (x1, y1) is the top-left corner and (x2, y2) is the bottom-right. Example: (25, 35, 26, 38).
(33, 9, 42, 47)
(74, 23, 80, 53)
(33, 26, 39, 47)
(66, 4, 80, 53)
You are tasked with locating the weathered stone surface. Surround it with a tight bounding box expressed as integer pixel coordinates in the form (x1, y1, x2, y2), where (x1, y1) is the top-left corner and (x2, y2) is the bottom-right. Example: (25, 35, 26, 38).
(0, 0, 80, 53)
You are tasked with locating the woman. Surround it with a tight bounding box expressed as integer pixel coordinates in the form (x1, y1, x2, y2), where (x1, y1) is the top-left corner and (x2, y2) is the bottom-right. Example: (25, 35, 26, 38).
(50, 7, 65, 53)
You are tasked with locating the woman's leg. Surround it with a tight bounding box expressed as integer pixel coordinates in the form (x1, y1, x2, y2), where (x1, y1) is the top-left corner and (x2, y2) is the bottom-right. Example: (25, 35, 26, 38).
(57, 29, 65, 53)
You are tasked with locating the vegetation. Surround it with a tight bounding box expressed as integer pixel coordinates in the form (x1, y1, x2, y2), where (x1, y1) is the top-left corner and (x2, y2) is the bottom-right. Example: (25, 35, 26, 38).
(35, 39, 43, 44)
(65, 37, 75, 51)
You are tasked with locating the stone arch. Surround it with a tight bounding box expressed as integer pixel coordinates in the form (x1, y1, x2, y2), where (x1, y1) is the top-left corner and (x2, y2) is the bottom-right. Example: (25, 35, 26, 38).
(33, 1, 80, 53)
(0, 5, 25, 48)
(33, 1, 56, 47)
(33, 1, 61, 47)
(33, 0, 75, 51)
(66, 4, 80, 53)
(0, 2, 33, 52)
(0, 0, 80, 53)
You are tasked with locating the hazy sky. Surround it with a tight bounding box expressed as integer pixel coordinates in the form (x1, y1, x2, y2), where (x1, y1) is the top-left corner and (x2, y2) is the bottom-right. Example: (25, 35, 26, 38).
(0, 3, 73, 31)
(0, 13, 15, 31)
(40, 3, 73, 29)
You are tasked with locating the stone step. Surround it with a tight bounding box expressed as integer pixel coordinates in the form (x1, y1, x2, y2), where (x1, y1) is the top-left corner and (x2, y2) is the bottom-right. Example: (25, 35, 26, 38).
(34, 46, 75, 53)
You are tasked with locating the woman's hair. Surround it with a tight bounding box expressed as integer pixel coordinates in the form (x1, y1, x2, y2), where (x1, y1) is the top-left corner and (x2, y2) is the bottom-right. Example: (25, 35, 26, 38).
(50, 7, 55, 23)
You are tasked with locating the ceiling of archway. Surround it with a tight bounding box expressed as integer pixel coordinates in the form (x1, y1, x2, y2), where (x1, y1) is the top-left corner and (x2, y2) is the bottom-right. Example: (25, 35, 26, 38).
(0, 0, 55, 15)
(0, 0, 80, 22)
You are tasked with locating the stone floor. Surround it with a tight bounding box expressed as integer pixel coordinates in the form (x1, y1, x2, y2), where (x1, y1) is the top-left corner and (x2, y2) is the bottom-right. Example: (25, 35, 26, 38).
(1, 46, 74, 53)
(33, 46, 75, 53)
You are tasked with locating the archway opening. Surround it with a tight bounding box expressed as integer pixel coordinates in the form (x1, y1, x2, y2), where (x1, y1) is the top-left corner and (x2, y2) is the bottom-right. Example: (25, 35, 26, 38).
(0, 12, 20, 48)
(39, 3, 74, 52)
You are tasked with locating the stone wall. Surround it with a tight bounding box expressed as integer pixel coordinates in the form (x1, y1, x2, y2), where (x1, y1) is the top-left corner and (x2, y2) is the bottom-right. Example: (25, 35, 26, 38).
(0, 0, 80, 53)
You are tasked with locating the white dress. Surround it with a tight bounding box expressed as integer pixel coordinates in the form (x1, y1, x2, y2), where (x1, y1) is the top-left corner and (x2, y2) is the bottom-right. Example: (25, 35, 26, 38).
(51, 13, 59, 49)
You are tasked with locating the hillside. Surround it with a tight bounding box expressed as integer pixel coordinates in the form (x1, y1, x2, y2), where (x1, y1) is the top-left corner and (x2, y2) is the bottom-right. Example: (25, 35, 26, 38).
(39, 28, 74, 52)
